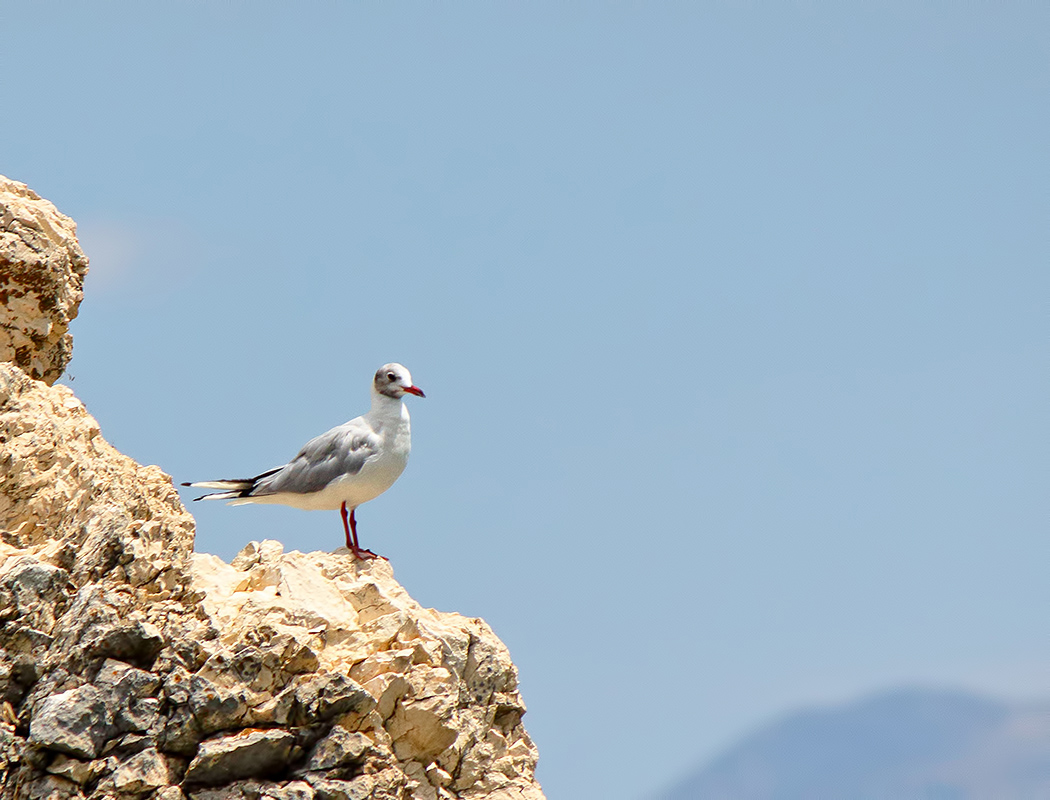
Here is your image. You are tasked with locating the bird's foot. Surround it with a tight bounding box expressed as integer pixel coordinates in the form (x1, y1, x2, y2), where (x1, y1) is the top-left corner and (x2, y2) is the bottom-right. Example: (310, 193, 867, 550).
(351, 547, 388, 562)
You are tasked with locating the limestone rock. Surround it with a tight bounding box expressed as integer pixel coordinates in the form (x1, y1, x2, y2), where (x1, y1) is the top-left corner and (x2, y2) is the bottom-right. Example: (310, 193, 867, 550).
(111, 747, 181, 794)
(301, 725, 372, 772)
(0, 363, 196, 592)
(95, 658, 163, 733)
(0, 180, 544, 799)
(184, 729, 296, 786)
(45, 752, 103, 784)
(0, 175, 88, 385)
(190, 544, 543, 799)
(28, 684, 113, 759)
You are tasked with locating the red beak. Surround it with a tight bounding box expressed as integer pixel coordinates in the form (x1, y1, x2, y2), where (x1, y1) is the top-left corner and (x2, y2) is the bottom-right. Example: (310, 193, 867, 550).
(403, 385, 426, 398)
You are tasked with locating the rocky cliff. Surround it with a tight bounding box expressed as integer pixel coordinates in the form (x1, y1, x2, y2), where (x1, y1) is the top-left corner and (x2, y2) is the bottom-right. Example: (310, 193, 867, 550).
(0, 176, 544, 800)
(0, 179, 87, 387)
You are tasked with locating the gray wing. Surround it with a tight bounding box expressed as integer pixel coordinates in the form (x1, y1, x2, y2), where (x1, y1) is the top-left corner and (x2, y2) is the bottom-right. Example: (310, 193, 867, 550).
(250, 421, 379, 497)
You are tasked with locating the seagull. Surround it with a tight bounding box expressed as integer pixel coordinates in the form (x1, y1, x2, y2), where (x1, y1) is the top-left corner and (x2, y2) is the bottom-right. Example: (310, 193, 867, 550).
(183, 363, 425, 560)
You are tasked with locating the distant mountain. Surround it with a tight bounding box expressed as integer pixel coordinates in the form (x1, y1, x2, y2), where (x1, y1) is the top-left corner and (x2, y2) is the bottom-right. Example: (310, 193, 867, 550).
(652, 687, 1050, 800)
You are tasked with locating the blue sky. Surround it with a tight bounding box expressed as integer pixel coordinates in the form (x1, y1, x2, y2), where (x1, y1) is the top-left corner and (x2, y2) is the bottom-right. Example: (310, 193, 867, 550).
(4, 4, 1047, 798)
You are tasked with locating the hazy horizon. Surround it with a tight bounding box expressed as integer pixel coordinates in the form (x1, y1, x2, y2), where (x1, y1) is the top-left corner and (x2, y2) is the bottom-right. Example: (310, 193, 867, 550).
(651, 685, 1050, 799)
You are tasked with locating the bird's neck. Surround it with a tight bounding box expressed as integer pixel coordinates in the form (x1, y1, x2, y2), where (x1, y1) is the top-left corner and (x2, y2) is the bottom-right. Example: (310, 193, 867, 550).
(369, 391, 409, 425)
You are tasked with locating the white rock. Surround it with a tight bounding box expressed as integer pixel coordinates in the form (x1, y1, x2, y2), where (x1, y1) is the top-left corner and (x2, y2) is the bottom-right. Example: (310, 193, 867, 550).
(29, 685, 112, 759)
(112, 748, 177, 793)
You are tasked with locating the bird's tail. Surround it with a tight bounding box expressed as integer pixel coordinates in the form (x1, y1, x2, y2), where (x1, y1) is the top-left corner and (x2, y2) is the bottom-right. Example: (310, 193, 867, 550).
(181, 468, 281, 501)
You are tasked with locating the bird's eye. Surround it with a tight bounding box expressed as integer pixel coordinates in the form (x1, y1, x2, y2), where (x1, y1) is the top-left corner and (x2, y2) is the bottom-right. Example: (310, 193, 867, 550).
(387, 372, 397, 381)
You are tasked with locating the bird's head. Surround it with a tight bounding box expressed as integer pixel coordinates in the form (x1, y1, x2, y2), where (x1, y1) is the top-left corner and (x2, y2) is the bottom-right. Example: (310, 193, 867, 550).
(374, 363, 425, 399)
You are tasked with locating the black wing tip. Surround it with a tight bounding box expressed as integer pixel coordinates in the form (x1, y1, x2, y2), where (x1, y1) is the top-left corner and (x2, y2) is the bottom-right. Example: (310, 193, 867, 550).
(180, 481, 192, 487)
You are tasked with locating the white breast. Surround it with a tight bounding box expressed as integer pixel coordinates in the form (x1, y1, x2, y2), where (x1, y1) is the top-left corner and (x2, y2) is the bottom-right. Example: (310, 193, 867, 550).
(258, 402, 412, 512)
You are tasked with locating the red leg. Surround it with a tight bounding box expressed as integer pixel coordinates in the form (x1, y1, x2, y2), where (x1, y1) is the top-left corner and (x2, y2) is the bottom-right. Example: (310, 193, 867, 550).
(351, 508, 386, 560)
(340, 502, 355, 553)
(340, 503, 385, 560)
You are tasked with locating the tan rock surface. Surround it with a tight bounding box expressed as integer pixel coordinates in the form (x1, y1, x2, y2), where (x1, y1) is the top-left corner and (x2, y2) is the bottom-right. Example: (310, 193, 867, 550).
(0, 176, 88, 385)
(192, 544, 542, 799)
(0, 178, 544, 799)
(0, 362, 196, 595)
